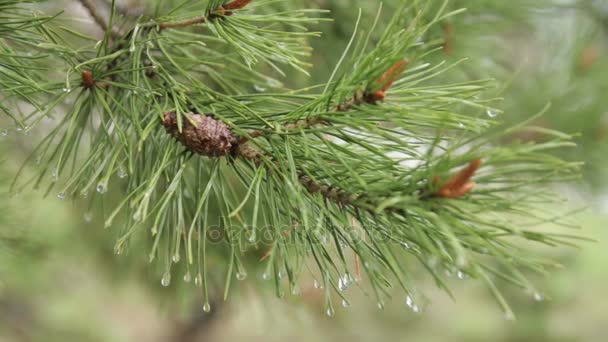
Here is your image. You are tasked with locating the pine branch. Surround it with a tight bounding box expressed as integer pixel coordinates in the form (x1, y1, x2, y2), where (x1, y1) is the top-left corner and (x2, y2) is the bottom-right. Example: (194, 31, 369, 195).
(0, 0, 584, 318)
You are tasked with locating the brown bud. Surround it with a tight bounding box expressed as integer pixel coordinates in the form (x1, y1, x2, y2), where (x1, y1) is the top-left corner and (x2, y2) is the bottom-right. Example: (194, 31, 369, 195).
(162, 112, 235, 157)
(82, 70, 95, 89)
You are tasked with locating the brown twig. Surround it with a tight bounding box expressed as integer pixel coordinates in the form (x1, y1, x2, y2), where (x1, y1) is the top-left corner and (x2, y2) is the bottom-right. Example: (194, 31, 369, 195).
(158, 0, 253, 31)
(77, 0, 121, 38)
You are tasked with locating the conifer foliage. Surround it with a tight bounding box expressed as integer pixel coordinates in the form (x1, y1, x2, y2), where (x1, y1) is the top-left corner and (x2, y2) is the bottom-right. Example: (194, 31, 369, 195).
(0, 0, 582, 317)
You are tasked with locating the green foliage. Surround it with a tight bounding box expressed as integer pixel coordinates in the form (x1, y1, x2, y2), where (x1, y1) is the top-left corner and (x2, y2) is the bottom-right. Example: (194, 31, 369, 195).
(0, 0, 582, 318)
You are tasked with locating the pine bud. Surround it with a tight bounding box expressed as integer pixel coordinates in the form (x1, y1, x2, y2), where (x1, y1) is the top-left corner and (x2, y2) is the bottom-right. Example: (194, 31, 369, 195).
(162, 112, 235, 157)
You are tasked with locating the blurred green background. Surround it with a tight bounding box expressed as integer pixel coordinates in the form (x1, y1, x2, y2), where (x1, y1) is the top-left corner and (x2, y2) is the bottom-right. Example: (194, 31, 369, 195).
(1, 0, 608, 341)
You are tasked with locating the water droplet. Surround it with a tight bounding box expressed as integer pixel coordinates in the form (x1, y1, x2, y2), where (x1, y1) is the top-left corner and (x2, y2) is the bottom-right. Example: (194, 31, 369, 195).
(341, 299, 350, 308)
(203, 302, 211, 313)
(402, 242, 411, 249)
(458, 122, 465, 128)
(1, 129, 8, 136)
(57, 192, 66, 199)
(151, 226, 158, 235)
(342, 274, 353, 288)
(183, 272, 192, 283)
(96, 183, 107, 194)
(262, 272, 271, 280)
(377, 301, 385, 310)
(117, 167, 127, 178)
(161, 272, 171, 287)
(84, 212, 93, 223)
(62, 88, 72, 93)
(266, 78, 283, 88)
(51, 168, 58, 180)
(236, 271, 247, 281)
(457, 270, 466, 280)
(325, 307, 334, 317)
(254, 84, 266, 92)
(291, 285, 300, 295)
(504, 311, 515, 321)
(533, 293, 544, 302)
(313, 279, 320, 289)
(129, 45, 136, 53)
(172, 254, 180, 263)
(338, 278, 346, 291)
(194, 274, 201, 287)
(81, 191, 89, 198)
(406, 295, 418, 312)
(486, 109, 500, 118)
(247, 230, 256, 243)
(277, 271, 284, 279)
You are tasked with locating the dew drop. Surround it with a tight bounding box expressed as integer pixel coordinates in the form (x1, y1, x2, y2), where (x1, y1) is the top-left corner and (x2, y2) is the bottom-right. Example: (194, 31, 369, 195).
(172, 254, 180, 263)
(291, 285, 300, 295)
(151, 226, 158, 236)
(84, 212, 93, 223)
(325, 307, 334, 317)
(254, 84, 267, 92)
(277, 271, 284, 280)
(117, 167, 127, 178)
(96, 183, 107, 194)
(533, 293, 544, 302)
(457, 270, 466, 280)
(161, 272, 171, 287)
(504, 311, 515, 321)
(341, 299, 350, 308)
(262, 272, 271, 280)
(266, 78, 283, 88)
(342, 274, 353, 288)
(313, 279, 320, 289)
(57, 192, 66, 200)
(406, 295, 416, 311)
(236, 271, 247, 281)
(183, 272, 192, 283)
(194, 274, 202, 287)
(1, 129, 8, 136)
(51, 168, 58, 180)
(203, 302, 211, 313)
(62, 88, 72, 93)
(247, 230, 256, 243)
(412, 304, 420, 313)
(486, 109, 500, 118)
(338, 278, 346, 291)
(377, 301, 385, 310)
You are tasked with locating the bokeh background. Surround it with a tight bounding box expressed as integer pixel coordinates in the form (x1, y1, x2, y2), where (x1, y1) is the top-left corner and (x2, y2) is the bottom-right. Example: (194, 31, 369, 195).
(1, 0, 608, 341)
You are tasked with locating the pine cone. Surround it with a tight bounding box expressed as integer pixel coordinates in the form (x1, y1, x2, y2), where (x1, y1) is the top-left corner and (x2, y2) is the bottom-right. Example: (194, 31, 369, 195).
(162, 112, 235, 157)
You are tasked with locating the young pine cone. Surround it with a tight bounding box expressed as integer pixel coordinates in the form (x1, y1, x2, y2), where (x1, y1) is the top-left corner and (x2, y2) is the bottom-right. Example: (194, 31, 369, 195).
(162, 112, 235, 157)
